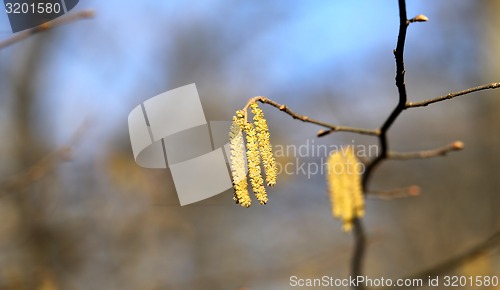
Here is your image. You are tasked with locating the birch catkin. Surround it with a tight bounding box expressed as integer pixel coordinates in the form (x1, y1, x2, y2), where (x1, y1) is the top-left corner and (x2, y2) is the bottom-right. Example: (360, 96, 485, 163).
(243, 121, 268, 204)
(327, 146, 364, 231)
(251, 103, 277, 187)
(229, 102, 278, 206)
(229, 111, 251, 207)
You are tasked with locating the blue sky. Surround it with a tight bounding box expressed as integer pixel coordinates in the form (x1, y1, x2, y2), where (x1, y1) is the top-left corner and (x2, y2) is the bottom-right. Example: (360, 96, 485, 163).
(0, 1, 479, 149)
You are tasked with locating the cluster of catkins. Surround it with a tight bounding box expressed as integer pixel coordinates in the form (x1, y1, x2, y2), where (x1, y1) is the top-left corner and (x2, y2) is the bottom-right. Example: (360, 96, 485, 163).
(229, 102, 364, 231)
(327, 147, 365, 231)
(229, 103, 277, 207)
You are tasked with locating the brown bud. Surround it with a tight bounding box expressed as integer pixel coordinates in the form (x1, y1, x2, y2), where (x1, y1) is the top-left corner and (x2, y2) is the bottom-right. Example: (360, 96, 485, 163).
(410, 14, 429, 23)
(452, 141, 465, 150)
(317, 129, 332, 137)
(408, 185, 421, 196)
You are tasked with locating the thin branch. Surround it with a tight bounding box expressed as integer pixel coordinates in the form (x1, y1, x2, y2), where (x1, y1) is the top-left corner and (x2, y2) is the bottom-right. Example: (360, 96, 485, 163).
(387, 141, 464, 160)
(316, 128, 380, 138)
(406, 82, 500, 108)
(368, 185, 421, 200)
(243, 96, 380, 136)
(0, 10, 95, 50)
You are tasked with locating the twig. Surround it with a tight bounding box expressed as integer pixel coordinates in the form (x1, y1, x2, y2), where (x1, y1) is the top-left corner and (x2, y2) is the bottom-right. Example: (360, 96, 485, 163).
(387, 141, 464, 160)
(0, 10, 94, 50)
(243, 96, 380, 136)
(368, 185, 421, 200)
(406, 83, 500, 108)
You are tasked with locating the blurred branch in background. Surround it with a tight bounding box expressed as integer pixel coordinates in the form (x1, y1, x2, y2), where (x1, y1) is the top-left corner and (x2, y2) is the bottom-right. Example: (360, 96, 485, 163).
(0, 146, 72, 196)
(404, 230, 500, 286)
(0, 10, 94, 50)
(373, 230, 500, 290)
(0, 122, 87, 197)
(387, 141, 463, 160)
(368, 186, 421, 201)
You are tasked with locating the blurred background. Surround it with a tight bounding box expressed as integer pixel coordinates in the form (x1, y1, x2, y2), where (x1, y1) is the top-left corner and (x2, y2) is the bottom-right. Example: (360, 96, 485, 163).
(0, 1, 499, 289)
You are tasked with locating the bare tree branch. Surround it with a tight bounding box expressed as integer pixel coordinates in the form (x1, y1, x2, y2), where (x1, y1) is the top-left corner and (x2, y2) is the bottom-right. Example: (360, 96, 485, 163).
(368, 185, 421, 200)
(387, 141, 464, 160)
(243, 96, 380, 136)
(350, 2, 412, 287)
(362, 0, 411, 191)
(406, 83, 500, 108)
(0, 10, 94, 50)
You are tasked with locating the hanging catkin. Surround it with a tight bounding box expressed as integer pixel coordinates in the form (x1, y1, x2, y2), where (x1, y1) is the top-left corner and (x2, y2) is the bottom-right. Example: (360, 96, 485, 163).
(229, 111, 251, 207)
(251, 103, 277, 187)
(327, 146, 364, 231)
(229, 102, 277, 206)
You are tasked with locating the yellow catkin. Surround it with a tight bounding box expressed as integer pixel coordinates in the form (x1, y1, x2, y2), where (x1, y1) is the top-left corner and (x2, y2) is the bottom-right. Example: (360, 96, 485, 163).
(328, 152, 344, 218)
(327, 146, 364, 232)
(230, 111, 251, 207)
(243, 121, 268, 204)
(345, 147, 364, 218)
(251, 103, 278, 187)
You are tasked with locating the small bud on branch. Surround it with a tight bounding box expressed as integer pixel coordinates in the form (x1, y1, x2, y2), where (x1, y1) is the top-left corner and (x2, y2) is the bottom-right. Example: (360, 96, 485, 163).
(409, 14, 429, 23)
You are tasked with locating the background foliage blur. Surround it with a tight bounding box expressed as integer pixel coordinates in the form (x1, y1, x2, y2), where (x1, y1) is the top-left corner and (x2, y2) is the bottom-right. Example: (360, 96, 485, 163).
(0, 1, 499, 289)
